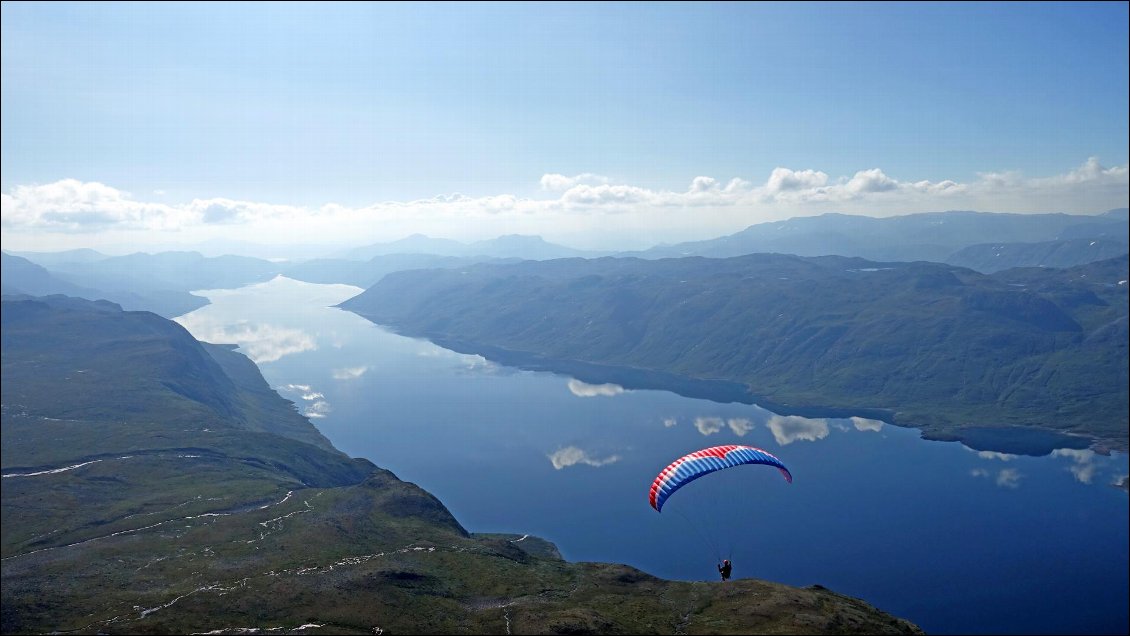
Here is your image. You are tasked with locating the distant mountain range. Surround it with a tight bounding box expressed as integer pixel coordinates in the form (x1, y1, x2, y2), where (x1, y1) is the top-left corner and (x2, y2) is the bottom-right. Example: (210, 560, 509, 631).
(341, 253, 1129, 453)
(1, 251, 96, 297)
(280, 253, 516, 288)
(340, 209, 1127, 271)
(628, 208, 1128, 264)
(0, 295, 921, 635)
(340, 232, 610, 260)
(6, 208, 1126, 317)
(1, 251, 281, 317)
(943, 237, 1129, 273)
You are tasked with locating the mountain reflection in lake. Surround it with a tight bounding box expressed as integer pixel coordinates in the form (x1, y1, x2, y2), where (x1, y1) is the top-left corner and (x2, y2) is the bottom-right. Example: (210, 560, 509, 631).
(176, 276, 1128, 636)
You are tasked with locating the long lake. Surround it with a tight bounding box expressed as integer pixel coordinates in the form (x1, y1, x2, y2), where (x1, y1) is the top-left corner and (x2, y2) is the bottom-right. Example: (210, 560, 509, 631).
(175, 276, 1129, 635)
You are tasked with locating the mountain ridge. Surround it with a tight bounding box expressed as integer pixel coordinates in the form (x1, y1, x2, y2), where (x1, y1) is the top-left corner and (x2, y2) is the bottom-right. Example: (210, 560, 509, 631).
(340, 253, 1129, 454)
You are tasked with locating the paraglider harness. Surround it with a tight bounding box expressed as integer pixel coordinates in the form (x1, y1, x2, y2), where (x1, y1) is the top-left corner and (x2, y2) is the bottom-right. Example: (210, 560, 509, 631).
(717, 559, 732, 581)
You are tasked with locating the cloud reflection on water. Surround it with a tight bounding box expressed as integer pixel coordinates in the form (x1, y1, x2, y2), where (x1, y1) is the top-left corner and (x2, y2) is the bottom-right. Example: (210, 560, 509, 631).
(971, 466, 1024, 488)
(971, 447, 1108, 487)
(567, 379, 625, 397)
(850, 416, 884, 432)
(1052, 448, 1098, 484)
(279, 383, 332, 420)
(332, 366, 369, 380)
(691, 416, 755, 437)
(766, 414, 830, 445)
(727, 418, 754, 436)
(547, 446, 621, 469)
(996, 468, 1022, 488)
(693, 417, 722, 435)
(975, 450, 1019, 462)
(175, 316, 316, 363)
(303, 401, 332, 419)
(415, 347, 498, 374)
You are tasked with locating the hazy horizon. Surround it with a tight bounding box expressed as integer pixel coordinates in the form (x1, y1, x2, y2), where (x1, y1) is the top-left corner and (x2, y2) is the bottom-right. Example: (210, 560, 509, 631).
(3, 205, 1129, 262)
(3, 3, 1128, 255)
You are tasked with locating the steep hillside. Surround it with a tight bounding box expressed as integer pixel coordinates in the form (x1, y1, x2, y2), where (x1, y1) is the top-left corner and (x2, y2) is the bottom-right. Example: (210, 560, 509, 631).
(1, 251, 100, 298)
(283, 254, 506, 288)
(341, 254, 1129, 453)
(43, 250, 282, 292)
(944, 238, 1128, 273)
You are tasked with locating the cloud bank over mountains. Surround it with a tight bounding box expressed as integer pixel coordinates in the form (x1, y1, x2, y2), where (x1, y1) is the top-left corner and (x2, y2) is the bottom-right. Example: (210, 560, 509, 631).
(3, 157, 1125, 252)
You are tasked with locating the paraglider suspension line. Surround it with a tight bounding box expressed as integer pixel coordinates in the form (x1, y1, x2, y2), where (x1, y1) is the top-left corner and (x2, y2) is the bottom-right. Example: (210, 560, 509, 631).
(673, 507, 724, 563)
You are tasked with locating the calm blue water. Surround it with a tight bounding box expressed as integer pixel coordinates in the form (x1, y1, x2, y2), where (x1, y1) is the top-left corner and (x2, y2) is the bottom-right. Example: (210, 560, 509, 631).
(176, 276, 1129, 635)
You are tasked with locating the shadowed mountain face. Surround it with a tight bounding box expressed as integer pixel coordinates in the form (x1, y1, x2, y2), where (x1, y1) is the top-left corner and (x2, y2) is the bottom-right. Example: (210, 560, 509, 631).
(1, 295, 923, 635)
(2, 251, 210, 318)
(943, 238, 1129, 273)
(1, 251, 99, 298)
(40, 250, 283, 292)
(341, 253, 1129, 453)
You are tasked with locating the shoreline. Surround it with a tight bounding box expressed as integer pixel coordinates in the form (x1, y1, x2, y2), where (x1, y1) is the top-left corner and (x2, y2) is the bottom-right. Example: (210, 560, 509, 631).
(367, 321, 1104, 457)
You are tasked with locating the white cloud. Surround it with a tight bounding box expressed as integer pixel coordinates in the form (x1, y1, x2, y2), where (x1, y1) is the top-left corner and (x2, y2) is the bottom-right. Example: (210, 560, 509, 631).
(4, 157, 1124, 252)
(0, 179, 307, 232)
(1056, 156, 1127, 185)
(662, 417, 678, 428)
(766, 415, 830, 445)
(723, 177, 752, 193)
(547, 446, 621, 469)
(1, 179, 184, 231)
(560, 183, 654, 208)
(846, 168, 899, 194)
(539, 173, 610, 191)
(766, 168, 828, 193)
(690, 176, 719, 192)
(567, 379, 625, 397)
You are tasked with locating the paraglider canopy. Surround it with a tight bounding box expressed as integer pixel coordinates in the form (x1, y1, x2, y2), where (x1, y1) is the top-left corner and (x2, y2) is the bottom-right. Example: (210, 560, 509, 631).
(648, 444, 791, 513)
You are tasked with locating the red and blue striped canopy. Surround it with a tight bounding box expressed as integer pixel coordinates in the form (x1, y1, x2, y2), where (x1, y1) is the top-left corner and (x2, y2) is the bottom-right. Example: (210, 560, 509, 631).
(649, 444, 792, 512)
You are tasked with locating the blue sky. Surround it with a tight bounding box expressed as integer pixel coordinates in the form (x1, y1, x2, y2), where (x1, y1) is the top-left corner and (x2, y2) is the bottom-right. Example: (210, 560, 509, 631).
(2, 2, 1127, 253)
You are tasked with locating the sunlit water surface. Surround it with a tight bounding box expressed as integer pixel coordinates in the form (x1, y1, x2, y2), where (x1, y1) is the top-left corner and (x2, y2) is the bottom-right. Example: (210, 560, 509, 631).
(176, 276, 1129, 635)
